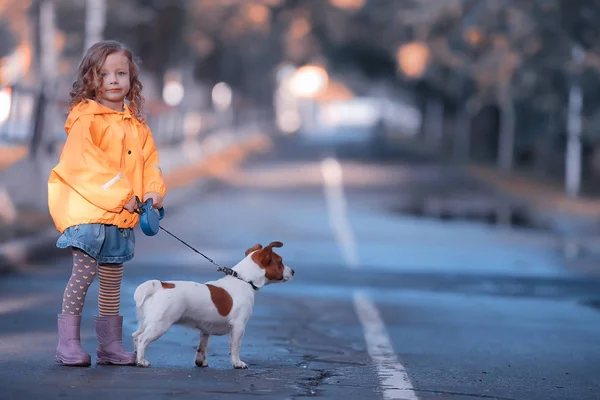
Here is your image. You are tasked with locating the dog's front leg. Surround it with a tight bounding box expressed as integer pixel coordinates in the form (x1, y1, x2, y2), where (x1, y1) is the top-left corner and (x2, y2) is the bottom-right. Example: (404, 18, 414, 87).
(229, 323, 247, 369)
(194, 331, 210, 367)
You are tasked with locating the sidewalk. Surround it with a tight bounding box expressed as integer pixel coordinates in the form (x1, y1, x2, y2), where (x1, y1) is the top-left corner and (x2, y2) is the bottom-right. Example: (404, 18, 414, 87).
(466, 164, 600, 235)
(0, 128, 272, 275)
(392, 136, 600, 235)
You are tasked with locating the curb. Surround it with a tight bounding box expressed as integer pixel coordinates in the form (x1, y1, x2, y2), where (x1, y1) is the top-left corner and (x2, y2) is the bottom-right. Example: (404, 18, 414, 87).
(0, 131, 272, 276)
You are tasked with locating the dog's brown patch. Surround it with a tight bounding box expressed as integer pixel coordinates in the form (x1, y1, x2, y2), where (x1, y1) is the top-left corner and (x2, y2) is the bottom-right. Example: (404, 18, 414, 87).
(251, 241, 285, 281)
(206, 284, 233, 316)
(161, 281, 175, 289)
(245, 244, 262, 256)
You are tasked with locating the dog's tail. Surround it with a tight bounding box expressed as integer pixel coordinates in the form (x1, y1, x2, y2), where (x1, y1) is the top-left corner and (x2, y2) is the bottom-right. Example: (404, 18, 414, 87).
(134, 280, 162, 308)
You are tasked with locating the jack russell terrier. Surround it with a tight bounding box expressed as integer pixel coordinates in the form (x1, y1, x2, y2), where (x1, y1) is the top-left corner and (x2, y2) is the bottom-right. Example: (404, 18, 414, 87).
(132, 241, 294, 368)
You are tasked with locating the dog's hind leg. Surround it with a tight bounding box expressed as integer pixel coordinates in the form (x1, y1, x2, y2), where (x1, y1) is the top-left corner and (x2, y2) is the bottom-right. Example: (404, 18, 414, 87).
(132, 309, 146, 352)
(135, 324, 170, 367)
(132, 326, 143, 353)
(194, 331, 211, 367)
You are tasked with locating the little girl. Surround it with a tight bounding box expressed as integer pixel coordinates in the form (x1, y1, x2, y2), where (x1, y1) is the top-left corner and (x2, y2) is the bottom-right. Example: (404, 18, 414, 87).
(48, 40, 167, 366)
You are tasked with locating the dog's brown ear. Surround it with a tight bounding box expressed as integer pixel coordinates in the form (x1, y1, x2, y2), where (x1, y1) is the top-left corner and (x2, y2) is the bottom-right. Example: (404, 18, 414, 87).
(245, 244, 262, 256)
(251, 242, 283, 268)
(254, 242, 282, 266)
(256, 247, 272, 267)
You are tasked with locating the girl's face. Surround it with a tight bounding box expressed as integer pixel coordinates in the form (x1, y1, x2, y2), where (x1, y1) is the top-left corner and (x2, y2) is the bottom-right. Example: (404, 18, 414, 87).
(98, 52, 131, 111)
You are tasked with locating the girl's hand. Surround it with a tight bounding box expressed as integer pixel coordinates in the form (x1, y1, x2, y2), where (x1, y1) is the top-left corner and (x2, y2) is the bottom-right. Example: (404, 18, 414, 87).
(124, 196, 137, 213)
(143, 192, 164, 209)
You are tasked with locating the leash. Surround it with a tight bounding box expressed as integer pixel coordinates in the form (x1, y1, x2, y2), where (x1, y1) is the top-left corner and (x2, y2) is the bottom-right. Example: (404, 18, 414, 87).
(157, 225, 259, 291)
(157, 225, 226, 270)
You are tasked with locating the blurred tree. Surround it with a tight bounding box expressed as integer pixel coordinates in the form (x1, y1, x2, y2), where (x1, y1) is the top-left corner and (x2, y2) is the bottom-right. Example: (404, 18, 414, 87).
(187, 0, 290, 105)
(0, 0, 33, 85)
(0, 20, 16, 60)
(380, 0, 600, 180)
(52, 0, 187, 98)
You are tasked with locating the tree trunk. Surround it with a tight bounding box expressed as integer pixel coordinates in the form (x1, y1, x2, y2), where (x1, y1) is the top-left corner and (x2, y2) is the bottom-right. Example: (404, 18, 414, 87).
(497, 86, 516, 174)
(84, 0, 106, 53)
(565, 44, 585, 198)
(29, 0, 57, 157)
(453, 106, 471, 162)
(424, 95, 444, 153)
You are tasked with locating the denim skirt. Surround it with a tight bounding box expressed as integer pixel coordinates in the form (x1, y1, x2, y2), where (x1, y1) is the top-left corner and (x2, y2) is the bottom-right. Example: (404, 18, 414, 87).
(56, 223, 135, 264)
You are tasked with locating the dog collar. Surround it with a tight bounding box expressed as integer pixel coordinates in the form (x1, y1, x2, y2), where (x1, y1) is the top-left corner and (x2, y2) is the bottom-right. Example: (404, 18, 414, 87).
(218, 266, 259, 291)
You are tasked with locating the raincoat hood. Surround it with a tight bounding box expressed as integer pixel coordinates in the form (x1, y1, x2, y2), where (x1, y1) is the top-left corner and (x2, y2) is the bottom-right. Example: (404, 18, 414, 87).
(65, 100, 134, 135)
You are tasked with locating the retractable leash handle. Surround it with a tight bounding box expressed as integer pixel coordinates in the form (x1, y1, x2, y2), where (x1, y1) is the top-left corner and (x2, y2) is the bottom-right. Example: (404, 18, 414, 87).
(135, 196, 164, 236)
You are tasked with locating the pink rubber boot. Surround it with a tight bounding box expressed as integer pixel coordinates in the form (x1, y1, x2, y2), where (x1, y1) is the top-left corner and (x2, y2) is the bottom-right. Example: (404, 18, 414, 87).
(55, 314, 91, 367)
(94, 315, 136, 365)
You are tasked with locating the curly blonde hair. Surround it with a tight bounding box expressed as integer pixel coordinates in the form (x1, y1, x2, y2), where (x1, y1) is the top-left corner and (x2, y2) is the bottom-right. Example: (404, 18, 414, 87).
(69, 40, 145, 122)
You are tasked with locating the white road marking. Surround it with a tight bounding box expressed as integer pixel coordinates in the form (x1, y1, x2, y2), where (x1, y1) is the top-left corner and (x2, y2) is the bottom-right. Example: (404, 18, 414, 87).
(320, 157, 359, 269)
(354, 291, 419, 400)
(320, 157, 419, 400)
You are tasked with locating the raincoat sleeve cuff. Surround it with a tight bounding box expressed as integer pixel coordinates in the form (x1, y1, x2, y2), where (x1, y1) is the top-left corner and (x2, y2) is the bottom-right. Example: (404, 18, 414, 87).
(146, 182, 167, 199)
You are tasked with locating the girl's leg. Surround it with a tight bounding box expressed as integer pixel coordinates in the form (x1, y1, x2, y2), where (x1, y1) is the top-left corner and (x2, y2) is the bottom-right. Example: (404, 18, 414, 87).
(62, 248, 97, 315)
(94, 263, 136, 365)
(56, 248, 97, 367)
(97, 263, 123, 316)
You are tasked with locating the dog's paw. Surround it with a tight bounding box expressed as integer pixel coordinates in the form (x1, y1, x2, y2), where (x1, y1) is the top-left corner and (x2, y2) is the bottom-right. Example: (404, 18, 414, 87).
(195, 359, 209, 368)
(137, 359, 151, 368)
(232, 360, 248, 369)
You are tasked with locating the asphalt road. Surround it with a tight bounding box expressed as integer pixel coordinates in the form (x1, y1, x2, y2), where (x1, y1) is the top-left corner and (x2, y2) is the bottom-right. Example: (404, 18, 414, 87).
(1, 136, 599, 400)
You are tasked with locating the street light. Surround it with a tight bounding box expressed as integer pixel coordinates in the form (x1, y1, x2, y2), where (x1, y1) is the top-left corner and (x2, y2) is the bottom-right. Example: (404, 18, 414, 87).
(212, 82, 232, 111)
(289, 65, 329, 98)
(212, 82, 233, 130)
(0, 87, 11, 124)
(396, 41, 430, 79)
(162, 81, 185, 107)
(329, 0, 365, 10)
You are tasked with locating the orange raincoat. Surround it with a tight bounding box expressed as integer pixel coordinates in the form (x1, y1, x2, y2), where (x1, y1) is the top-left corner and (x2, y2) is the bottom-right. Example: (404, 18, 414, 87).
(48, 100, 167, 233)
